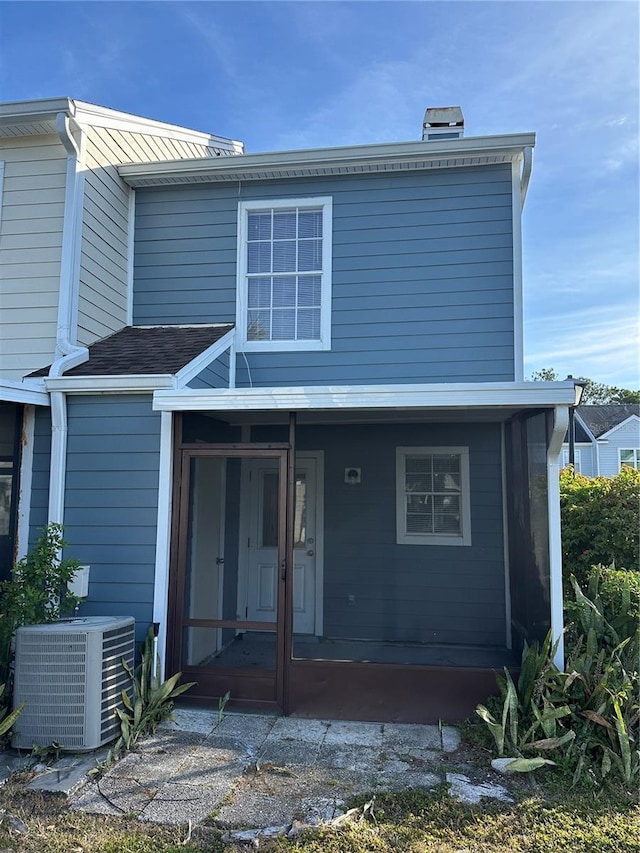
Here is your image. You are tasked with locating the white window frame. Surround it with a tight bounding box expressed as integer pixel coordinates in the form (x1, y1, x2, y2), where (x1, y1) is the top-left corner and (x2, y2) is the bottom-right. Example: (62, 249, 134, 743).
(619, 448, 640, 470)
(396, 446, 472, 546)
(236, 196, 333, 352)
(561, 447, 582, 472)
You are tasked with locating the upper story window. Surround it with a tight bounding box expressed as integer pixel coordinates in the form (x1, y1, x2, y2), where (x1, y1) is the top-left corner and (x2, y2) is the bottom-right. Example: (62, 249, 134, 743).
(237, 197, 332, 351)
(396, 447, 471, 546)
(619, 448, 639, 470)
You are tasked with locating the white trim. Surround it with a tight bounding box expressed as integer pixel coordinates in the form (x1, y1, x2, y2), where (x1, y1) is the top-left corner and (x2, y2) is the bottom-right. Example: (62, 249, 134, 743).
(520, 146, 533, 206)
(119, 132, 536, 187)
(0, 379, 49, 407)
(512, 159, 524, 382)
(599, 413, 640, 440)
(619, 447, 640, 470)
(126, 189, 135, 326)
(47, 391, 67, 527)
(16, 405, 35, 560)
(0, 160, 5, 230)
(395, 446, 471, 547)
(152, 411, 174, 682)
(236, 197, 332, 352)
(548, 406, 569, 670)
(501, 423, 512, 649)
(46, 375, 175, 393)
(174, 328, 236, 387)
(153, 380, 579, 414)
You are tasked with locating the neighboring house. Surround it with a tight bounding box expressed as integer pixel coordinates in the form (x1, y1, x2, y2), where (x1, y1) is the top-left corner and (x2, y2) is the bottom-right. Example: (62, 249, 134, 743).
(562, 405, 640, 476)
(0, 98, 242, 579)
(8, 103, 580, 723)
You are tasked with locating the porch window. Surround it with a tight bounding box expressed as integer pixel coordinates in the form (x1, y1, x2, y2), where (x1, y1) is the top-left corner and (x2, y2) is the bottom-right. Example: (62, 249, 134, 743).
(237, 197, 333, 351)
(619, 448, 640, 470)
(396, 447, 471, 546)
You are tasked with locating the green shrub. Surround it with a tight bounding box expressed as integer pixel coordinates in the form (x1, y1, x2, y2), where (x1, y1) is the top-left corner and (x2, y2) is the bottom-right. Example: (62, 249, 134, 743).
(560, 466, 639, 588)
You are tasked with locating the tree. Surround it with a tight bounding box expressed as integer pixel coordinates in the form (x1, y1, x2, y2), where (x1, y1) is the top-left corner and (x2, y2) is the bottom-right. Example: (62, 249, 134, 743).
(529, 369, 640, 404)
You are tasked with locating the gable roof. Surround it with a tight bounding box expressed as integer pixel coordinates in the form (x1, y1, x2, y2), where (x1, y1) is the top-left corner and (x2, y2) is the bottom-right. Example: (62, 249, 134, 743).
(30, 325, 234, 378)
(576, 404, 640, 439)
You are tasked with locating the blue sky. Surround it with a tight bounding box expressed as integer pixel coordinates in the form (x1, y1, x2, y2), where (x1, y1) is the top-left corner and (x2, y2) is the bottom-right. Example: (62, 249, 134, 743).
(1, 0, 638, 387)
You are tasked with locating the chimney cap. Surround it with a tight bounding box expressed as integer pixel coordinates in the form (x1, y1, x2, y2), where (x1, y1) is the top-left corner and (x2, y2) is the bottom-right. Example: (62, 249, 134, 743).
(423, 106, 464, 128)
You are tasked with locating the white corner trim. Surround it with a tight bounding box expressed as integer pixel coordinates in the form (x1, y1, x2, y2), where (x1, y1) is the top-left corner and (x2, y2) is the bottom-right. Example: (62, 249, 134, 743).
(16, 405, 35, 559)
(512, 160, 524, 382)
(0, 160, 5, 230)
(47, 391, 68, 527)
(548, 406, 569, 670)
(153, 381, 579, 413)
(0, 379, 49, 407)
(152, 410, 174, 681)
(45, 374, 175, 393)
(174, 328, 236, 388)
(126, 189, 135, 326)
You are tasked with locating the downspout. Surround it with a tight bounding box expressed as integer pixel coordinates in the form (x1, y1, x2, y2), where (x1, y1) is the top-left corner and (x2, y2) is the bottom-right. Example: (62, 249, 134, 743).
(547, 405, 569, 670)
(47, 111, 89, 527)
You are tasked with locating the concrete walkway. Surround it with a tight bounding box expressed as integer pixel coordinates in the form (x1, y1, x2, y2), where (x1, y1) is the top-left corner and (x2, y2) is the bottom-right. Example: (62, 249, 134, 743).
(67, 709, 468, 829)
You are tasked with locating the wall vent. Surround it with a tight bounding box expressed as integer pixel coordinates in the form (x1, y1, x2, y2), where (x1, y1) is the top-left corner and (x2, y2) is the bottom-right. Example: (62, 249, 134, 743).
(422, 106, 464, 141)
(12, 616, 135, 752)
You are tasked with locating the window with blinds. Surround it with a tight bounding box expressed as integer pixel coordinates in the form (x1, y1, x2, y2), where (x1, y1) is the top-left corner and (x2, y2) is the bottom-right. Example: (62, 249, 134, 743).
(237, 197, 332, 350)
(396, 447, 471, 546)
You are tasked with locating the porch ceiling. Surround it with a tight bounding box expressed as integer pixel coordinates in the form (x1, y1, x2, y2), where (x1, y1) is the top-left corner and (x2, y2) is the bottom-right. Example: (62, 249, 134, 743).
(192, 407, 534, 426)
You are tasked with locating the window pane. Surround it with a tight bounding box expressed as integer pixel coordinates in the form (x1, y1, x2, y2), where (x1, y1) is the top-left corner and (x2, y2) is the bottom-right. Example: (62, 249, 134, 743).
(273, 211, 297, 239)
(406, 494, 433, 534)
(247, 311, 271, 341)
(298, 239, 322, 272)
(272, 276, 296, 307)
(298, 210, 322, 238)
(248, 277, 271, 309)
(272, 309, 296, 340)
(406, 456, 432, 473)
(248, 212, 271, 241)
(297, 308, 321, 340)
(273, 240, 297, 272)
(406, 472, 432, 492)
(433, 494, 461, 534)
(298, 276, 321, 307)
(434, 471, 461, 492)
(248, 242, 271, 273)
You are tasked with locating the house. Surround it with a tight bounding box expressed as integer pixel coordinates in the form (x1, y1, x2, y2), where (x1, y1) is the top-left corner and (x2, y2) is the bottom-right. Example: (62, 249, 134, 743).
(8, 103, 581, 723)
(562, 404, 640, 476)
(0, 98, 242, 580)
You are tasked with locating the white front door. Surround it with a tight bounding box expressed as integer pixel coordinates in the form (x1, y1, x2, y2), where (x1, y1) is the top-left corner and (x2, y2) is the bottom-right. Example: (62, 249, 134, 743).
(245, 456, 318, 634)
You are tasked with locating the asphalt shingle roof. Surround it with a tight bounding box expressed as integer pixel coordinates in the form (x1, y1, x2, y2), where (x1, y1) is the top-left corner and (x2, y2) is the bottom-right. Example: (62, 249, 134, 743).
(576, 404, 640, 439)
(30, 324, 234, 377)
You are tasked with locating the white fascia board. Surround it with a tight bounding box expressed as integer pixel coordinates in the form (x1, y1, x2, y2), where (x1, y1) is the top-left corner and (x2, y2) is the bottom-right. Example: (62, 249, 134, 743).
(153, 380, 578, 413)
(174, 328, 236, 388)
(0, 97, 74, 123)
(45, 375, 175, 393)
(72, 100, 243, 152)
(0, 379, 49, 406)
(597, 413, 640, 440)
(119, 133, 536, 186)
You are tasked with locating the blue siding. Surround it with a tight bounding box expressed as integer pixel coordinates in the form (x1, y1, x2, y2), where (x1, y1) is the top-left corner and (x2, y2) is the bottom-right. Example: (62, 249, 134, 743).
(188, 350, 229, 388)
(133, 166, 514, 385)
(63, 394, 161, 642)
(29, 407, 51, 546)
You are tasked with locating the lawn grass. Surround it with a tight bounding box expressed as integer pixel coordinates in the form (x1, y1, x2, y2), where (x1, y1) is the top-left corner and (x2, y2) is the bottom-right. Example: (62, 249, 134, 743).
(0, 778, 637, 853)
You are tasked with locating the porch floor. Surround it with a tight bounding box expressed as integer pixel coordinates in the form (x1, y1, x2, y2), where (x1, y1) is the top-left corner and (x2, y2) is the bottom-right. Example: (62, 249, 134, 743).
(202, 632, 519, 670)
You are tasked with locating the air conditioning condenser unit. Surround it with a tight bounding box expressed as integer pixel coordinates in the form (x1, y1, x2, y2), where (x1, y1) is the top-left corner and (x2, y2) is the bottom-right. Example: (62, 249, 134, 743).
(12, 616, 135, 752)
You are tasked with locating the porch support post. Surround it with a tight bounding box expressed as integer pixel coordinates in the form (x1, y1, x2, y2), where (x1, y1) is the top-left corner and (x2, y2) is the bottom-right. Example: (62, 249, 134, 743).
(152, 410, 174, 680)
(282, 411, 296, 715)
(547, 405, 569, 670)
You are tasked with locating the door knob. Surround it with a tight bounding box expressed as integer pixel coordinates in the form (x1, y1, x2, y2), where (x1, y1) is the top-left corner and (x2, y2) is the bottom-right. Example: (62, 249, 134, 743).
(307, 549, 314, 556)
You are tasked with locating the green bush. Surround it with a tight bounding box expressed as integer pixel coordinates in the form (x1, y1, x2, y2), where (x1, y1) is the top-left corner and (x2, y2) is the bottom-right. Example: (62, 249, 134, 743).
(560, 466, 639, 588)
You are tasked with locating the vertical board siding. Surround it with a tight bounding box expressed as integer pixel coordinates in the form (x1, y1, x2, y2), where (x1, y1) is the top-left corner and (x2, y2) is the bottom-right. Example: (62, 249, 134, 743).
(133, 166, 515, 385)
(78, 126, 225, 349)
(0, 135, 66, 379)
(187, 350, 230, 388)
(282, 421, 506, 647)
(28, 406, 52, 546)
(63, 395, 161, 642)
